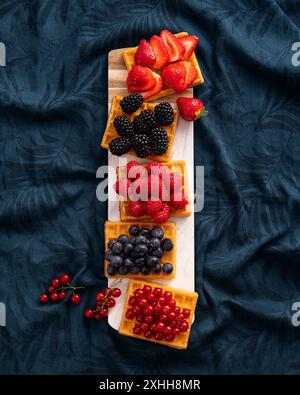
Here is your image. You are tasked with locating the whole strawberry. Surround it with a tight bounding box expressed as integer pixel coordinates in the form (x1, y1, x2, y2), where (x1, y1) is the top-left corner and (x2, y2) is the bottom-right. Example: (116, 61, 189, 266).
(176, 97, 207, 121)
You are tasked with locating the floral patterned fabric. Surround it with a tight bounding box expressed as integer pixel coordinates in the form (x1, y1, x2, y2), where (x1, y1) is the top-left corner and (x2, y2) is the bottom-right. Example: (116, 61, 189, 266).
(1, 0, 300, 374)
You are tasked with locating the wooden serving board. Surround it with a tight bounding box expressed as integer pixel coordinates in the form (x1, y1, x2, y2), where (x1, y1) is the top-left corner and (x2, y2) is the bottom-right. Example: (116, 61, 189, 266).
(107, 48, 195, 330)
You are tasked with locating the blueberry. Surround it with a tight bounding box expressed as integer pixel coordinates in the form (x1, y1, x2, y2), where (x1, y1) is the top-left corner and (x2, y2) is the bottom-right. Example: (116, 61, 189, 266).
(107, 265, 117, 276)
(135, 244, 148, 256)
(123, 242, 134, 256)
(139, 228, 150, 238)
(152, 248, 163, 259)
(149, 237, 161, 249)
(105, 251, 114, 261)
(162, 263, 173, 274)
(151, 263, 161, 273)
(147, 255, 160, 267)
(161, 238, 174, 251)
(141, 266, 151, 275)
(118, 234, 129, 244)
(119, 266, 129, 275)
(135, 257, 146, 267)
(124, 258, 134, 267)
(130, 266, 140, 275)
(151, 227, 164, 240)
(135, 235, 148, 245)
(108, 239, 116, 250)
(112, 241, 123, 254)
(129, 225, 140, 236)
(110, 255, 123, 268)
(130, 237, 136, 245)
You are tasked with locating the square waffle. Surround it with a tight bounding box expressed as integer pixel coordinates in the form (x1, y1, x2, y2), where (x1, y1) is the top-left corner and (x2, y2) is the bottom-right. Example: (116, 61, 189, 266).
(119, 279, 198, 349)
(101, 95, 179, 162)
(117, 160, 192, 221)
(122, 32, 204, 101)
(104, 221, 176, 280)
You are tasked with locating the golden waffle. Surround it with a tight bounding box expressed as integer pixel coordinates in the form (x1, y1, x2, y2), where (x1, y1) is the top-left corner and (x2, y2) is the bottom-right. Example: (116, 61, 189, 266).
(119, 279, 198, 349)
(117, 160, 192, 221)
(104, 221, 176, 279)
(122, 32, 204, 101)
(101, 96, 179, 162)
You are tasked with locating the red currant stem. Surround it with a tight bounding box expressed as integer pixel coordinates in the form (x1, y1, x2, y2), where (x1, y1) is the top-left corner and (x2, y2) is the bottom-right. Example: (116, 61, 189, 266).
(54, 283, 85, 293)
(110, 278, 123, 288)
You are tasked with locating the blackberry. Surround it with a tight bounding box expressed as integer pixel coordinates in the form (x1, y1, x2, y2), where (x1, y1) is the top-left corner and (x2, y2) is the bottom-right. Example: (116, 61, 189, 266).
(109, 137, 131, 156)
(120, 93, 143, 114)
(150, 128, 168, 156)
(133, 110, 157, 134)
(154, 102, 174, 126)
(132, 134, 152, 158)
(113, 116, 134, 139)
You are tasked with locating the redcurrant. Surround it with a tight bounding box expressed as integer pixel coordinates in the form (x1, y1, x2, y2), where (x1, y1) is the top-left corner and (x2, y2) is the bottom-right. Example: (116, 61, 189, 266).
(96, 292, 105, 302)
(164, 326, 173, 336)
(159, 315, 168, 324)
(162, 305, 171, 315)
(48, 286, 55, 294)
(163, 291, 172, 300)
(173, 306, 180, 315)
(136, 314, 144, 323)
(52, 278, 60, 289)
(144, 305, 154, 315)
(84, 308, 94, 318)
(100, 308, 109, 317)
(146, 293, 155, 304)
(107, 298, 116, 308)
(132, 306, 142, 316)
(173, 328, 180, 336)
(143, 285, 152, 295)
(153, 287, 163, 298)
(168, 312, 177, 322)
(179, 320, 189, 332)
(138, 298, 148, 308)
(155, 332, 164, 341)
(169, 299, 176, 308)
(140, 323, 149, 332)
(39, 294, 49, 304)
(112, 288, 121, 298)
(126, 309, 135, 320)
(182, 308, 190, 318)
(154, 304, 162, 313)
(156, 322, 165, 332)
(158, 297, 166, 306)
(165, 334, 175, 342)
(134, 289, 144, 299)
(144, 330, 153, 339)
(70, 294, 81, 304)
(129, 296, 138, 306)
(178, 313, 185, 321)
(59, 291, 66, 300)
(50, 292, 59, 302)
(60, 274, 71, 285)
(133, 325, 142, 335)
(144, 315, 153, 324)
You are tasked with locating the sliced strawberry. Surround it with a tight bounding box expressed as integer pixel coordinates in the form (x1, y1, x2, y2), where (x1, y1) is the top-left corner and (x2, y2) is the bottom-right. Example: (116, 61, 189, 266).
(149, 35, 169, 69)
(160, 30, 184, 63)
(134, 39, 156, 68)
(179, 35, 198, 60)
(127, 66, 156, 93)
(183, 61, 198, 87)
(141, 72, 163, 100)
(161, 62, 186, 93)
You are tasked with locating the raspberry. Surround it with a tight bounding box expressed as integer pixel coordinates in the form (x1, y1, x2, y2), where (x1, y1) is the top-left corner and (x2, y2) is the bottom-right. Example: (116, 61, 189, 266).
(163, 172, 183, 194)
(128, 201, 145, 217)
(143, 199, 163, 215)
(146, 161, 167, 177)
(152, 203, 170, 223)
(126, 160, 145, 180)
(129, 177, 148, 201)
(114, 177, 131, 197)
(170, 192, 188, 209)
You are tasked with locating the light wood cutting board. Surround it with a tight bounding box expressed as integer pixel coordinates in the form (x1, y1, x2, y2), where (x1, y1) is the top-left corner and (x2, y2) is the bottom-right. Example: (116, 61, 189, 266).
(106, 48, 195, 330)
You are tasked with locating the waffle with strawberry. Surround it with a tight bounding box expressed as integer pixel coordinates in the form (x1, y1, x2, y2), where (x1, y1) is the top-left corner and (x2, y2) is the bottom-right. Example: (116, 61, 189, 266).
(123, 31, 204, 101)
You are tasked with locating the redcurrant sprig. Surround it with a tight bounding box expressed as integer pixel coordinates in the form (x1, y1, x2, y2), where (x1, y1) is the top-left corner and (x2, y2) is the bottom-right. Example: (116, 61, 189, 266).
(83, 281, 122, 321)
(39, 274, 85, 304)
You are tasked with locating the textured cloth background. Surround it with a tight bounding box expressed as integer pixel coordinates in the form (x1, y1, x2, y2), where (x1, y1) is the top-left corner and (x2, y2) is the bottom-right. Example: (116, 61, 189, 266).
(1, 0, 300, 374)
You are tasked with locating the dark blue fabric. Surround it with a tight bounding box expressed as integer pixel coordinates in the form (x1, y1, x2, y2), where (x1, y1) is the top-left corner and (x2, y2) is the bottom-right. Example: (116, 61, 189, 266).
(1, 0, 300, 374)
